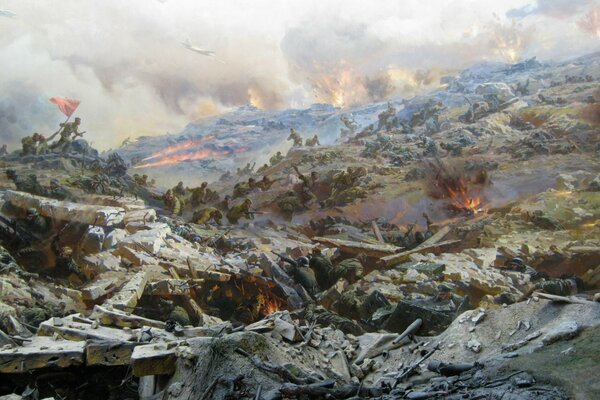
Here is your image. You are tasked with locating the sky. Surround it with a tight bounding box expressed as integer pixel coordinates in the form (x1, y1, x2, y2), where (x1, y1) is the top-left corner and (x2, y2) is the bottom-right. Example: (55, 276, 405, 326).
(0, 0, 599, 150)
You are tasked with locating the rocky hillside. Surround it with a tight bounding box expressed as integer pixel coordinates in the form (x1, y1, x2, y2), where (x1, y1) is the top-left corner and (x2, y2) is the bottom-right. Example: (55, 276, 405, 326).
(0, 52, 599, 399)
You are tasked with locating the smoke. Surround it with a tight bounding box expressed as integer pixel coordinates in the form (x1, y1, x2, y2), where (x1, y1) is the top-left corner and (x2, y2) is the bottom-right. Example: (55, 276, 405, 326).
(1, 0, 599, 150)
(507, 0, 590, 19)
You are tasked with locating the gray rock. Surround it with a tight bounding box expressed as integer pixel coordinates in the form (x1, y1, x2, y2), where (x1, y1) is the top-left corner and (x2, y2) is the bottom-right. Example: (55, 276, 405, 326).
(541, 321, 580, 345)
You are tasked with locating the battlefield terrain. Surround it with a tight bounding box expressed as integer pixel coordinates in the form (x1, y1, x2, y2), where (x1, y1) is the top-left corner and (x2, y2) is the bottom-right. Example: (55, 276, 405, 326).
(0, 53, 599, 399)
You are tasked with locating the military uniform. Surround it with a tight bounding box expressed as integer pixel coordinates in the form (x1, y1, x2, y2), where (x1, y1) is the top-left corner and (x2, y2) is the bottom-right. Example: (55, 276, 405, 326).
(226, 199, 253, 224)
(190, 183, 208, 207)
(305, 134, 321, 147)
(309, 253, 334, 289)
(172, 182, 187, 197)
(6, 170, 47, 197)
(269, 152, 284, 166)
(256, 176, 276, 191)
(277, 191, 302, 221)
(48, 180, 75, 201)
(21, 135, 36, 155)
(192, 207, 223, 225)
(287, 128, 303, 147)
(163, 190, 183, 216)
(50, 119, 84, 152)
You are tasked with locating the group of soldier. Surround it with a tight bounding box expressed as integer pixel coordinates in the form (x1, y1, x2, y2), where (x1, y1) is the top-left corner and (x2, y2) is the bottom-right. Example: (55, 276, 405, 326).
(287, 128, 321, 148)
(21, 117, 86, 156)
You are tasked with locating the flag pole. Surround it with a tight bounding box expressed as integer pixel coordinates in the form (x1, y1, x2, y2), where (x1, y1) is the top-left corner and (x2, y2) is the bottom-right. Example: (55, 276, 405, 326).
(47, 114, 72, 142)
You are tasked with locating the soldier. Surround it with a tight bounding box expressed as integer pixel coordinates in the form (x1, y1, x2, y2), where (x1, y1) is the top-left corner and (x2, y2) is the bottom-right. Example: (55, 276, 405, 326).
(190, 182, 208, 207)
(233, 177, 257, 199)
(293, 166, 318, 205)
(287, 128, 303, 147)
(218, 194, 233, 212)
(226, 198, 254, 224)
(276, 255, 320, 297)
(377, 102, 398, 131)
(276, 191, 302, 221)
(331, 167, 355, 197)
(305, 134, 321, 147)
(33, 133, 48, 155)
(47, 179, 75, 201)
(5, 169, 47, 196)
(256, 175, 277, 191)
(309, 248, 334, 290)
(534, 276, 583, 296)
(163, 189, 183, 216)
(49, 117, 85, 152)
(269, 151, 284, 166)
(256, 163, 270, 174)
(172, 181, 187, 197)
(53, 243, 87, 283)
(21, 134, 37, 156)
(0, 144, 7, 156)
(192, 207, 223, 226)
(24, 208, 52, 236)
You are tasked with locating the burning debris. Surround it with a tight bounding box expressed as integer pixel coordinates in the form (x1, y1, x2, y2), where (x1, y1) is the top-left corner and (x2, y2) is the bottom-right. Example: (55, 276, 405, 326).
(425, 160, 489, 216)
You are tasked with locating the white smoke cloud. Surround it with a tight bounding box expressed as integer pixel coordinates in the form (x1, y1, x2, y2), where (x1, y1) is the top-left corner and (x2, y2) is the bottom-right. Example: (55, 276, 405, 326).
(0, 0, 598, 150)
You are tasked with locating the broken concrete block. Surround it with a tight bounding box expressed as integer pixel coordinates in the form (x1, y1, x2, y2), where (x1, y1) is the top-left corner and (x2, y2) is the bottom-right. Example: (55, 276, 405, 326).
(273, 317, 301, 342)
(90, 305, 166, 329)
(124, 209, 157, 225)
(131, 342, 177, 376)
(82, 252, 123, 273)
(0, 336, 85, 373)
(5, 190, 125, 226)
(103, 228, 128, 250)
(81, 277, 120, 302)
(86, 340, 138, 366)
(80, 226, 105, 255)
(104, 271, 149, 311)
(113, 246, 157, 267)
(118, 226, 169, 254)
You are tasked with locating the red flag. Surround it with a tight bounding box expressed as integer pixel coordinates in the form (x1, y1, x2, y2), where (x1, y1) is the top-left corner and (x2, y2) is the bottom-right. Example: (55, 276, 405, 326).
(49, 97, 80, 117)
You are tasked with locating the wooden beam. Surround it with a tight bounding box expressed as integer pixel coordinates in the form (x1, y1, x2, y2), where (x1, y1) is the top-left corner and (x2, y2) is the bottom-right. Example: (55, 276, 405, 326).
(377, 239, 461, 268)
(312, 237, 400, 258)
(0, 336, 85, 373)
(371, 221, 385, 243)
(90, 305, 166, 329)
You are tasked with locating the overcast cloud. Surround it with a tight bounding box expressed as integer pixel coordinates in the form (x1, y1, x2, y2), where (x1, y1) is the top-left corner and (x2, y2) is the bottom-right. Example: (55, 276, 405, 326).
(0, 0, 598, 149)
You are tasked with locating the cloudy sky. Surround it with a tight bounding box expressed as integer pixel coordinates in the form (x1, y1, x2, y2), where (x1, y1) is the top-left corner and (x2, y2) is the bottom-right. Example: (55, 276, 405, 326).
(0, 0, 598, 149)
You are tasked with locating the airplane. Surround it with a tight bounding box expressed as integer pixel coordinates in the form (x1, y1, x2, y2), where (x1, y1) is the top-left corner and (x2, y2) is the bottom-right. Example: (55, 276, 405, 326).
(0, 9, 16, 18)
(181, 39, 216, 57)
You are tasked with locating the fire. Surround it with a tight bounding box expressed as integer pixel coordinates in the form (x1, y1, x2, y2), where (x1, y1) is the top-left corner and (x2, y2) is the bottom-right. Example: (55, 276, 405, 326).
(578, 6, 600, 38)
(134, 146, 246, 169)
(311, 65, 367, 108)
(425, 160, 487, 216)
(141, 135, 215, 162)
(257, 289, 282, 316)
(490, 18, 531, 63)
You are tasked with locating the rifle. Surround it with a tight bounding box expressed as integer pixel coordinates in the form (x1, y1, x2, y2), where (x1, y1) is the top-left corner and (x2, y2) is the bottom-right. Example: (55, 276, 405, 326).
(204, 228, 231, 247)
(247, 210, 265, 217)
(271, 251, 297, 267)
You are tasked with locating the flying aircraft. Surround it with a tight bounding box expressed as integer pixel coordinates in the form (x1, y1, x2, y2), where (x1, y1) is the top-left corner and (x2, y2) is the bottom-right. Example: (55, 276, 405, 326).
(0, 9, 16, 18)
(181, 39, 216, 57)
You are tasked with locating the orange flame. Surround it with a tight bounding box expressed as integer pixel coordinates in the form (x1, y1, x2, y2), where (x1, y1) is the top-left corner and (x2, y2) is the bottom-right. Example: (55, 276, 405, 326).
(257, 288, 282, 316)
(134, 147, 247, 169)
(141, 135, 215, 162)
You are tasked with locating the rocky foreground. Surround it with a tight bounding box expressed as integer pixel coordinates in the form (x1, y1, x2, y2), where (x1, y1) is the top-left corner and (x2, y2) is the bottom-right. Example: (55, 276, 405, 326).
(1, 54, 600, 400)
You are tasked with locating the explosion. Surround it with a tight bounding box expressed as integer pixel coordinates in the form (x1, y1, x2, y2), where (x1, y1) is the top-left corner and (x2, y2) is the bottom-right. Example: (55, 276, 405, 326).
(578, 5, 600, 38)
(311, 65, 367, 108)
(425, 160, 488, 216)
(489, 18, 532, 63)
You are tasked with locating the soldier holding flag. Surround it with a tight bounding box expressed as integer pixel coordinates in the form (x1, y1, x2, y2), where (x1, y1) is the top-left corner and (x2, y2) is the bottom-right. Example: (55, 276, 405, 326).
(47, 97, 85, 153)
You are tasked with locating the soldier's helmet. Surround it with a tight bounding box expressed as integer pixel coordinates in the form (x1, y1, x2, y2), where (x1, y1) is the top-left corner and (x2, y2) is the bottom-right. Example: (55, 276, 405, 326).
(437, 283, 453, 293)
(201, 182, 208, 187)
(224, 194, 232, 200)
(276, 151, 281, 155)
(74, 117, 81, 123)
(243, 198, 253, 205)
(296, 256, 309, 267)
